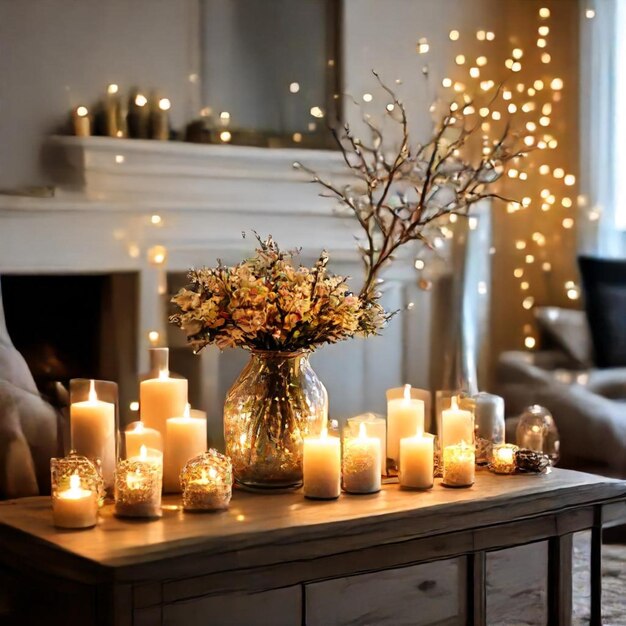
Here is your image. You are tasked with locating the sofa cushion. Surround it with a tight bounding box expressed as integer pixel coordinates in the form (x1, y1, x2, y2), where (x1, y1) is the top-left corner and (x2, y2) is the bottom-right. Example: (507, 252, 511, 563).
(534, 307, 593, 368)
(579, 256, 626, 368)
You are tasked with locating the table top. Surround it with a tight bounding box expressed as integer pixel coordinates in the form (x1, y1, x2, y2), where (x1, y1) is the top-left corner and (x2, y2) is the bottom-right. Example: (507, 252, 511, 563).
(1, 468, 625, 581)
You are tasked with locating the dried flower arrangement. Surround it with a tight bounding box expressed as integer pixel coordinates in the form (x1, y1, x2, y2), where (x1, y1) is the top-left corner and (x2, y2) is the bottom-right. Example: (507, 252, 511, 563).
(295, 72, 526, 299)
(170, 234, 387, 353)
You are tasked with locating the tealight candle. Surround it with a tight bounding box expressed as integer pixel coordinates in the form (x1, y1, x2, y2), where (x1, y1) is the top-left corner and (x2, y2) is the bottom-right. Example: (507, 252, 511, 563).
(125, 421, 163, 458)
(441, 396, 474, 450)
(70, 379, 116, 487)
(399, 432, 434, 490)
(140, 367, 188, 438)
(442, 442, 475, 488)
(52, 473, 98, 529)
(342, 423, 381, 494)
(181, 450, 233, 511)
(387, 384, 425, 467)
(163, 404, 207, 493)
(491, 443, 519, 474)
(114, 446, 163, 518)
(347, 413, 386, 475)
(303, 426, 341, 500)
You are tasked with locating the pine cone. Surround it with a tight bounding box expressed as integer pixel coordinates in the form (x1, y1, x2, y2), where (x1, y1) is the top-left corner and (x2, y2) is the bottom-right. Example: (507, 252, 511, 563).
(514, 448, 550, 474)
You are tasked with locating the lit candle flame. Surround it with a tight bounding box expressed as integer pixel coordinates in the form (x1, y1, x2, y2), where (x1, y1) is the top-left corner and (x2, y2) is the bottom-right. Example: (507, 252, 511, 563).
(451, 395, 459, 411)
(403, 383, 412, 402)
(208, 467, 217, 479)
(133, 421, 145, 433)
(139, 444, 147, 460)
(158, 368, 169, 380)
(88, 379, 97, 403)
(76, 106, 89, 117)
(358, 422, 367, 440)
(69, 473, 81, 491)
(183, 403, 191, 419)
(320, 426, 328, 440)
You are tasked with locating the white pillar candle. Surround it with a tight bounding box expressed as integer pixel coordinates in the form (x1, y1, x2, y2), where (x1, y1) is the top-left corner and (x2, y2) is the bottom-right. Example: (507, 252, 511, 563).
(70, 379, 116, 487)
(442, 442, 475, 487)
(342, 423, 381, 494)
(163, 405, 207, 493)
(52, 473, 98, 529)
(125, 421, 163, 458)
(140, 368, 188, 438)
(473, 392, 505, 464)
(387, 384, 425, 466)
(303, 426, 341, 500)
(399, 432, 434, 490)
(347, 413, 386, 475)
(114, 446, 163, 518)
(441, 396, 474, 450)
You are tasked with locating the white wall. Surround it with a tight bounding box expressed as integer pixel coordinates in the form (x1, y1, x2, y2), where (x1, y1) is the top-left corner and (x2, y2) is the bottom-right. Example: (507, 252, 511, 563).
(0, 0, 198, 188)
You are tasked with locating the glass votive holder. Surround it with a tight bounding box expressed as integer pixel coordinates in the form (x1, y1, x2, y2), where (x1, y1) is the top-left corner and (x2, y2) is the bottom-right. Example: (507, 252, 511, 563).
(50, 453, 103, 529)
(473, 392, 505, 465)
(347, 413, 386, 476)
(114, 446, 163, 519)
(491, 443, 519, 474)
(515, 405, 560, 465)
(181, 449, 233, 511)
(342, 423, 381, 494)
(70, 379, 119, 491)
(442, 442, 475, 488)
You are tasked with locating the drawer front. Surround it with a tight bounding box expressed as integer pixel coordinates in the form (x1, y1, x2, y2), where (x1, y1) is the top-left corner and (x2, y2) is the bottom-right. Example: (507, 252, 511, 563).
(305, 558, 465, 626)
(162, 585, 301, 626)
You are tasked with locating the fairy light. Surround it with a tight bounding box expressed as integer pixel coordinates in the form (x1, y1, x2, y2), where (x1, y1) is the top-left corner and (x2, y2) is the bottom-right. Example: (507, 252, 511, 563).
(511, 62, 522, 72)
(362, 93, 373, 102)
(564, 174, 576, 186)
(562, 197, 573, 208)
(463, 105, 475, 114)
(477, 56, 488, 66)
(505, 58, 514, 69)
(526, 122, 537, 132)
(525, 254, 535, 264)
(135, 94, 147, 107)
(541, 52, 552, 64)
(479, 107, 490, 117)
(469, 67, 480, 78)
(453, 82, 466, 92)
(480, 80, 494, 91)
(449, 29, 460, 41)
(310, 106, 324, 118)
(476, 30, 486, 40)
(542, 103, 552, 115)
(150, 214, 162, 225)
(524, 136, 535, 146)
(486, 31, 495, 41)
(107, 83, 119, 95)
(586, 8, 596, 18)
(539, 116, 551, 127)
(288, 82, 300, 94)
(130, 401, 139, 412)
(562, 218, 574, 229)
(551, 78, 564, 90)
(539, 7, 550, 18)
(508, 168, 519, 178)
(537, 38, 547, 48)
(512, 48, 524, 59)
(442, 77, 452, 88)
(527, 88, 537, 97)
(508, 103, 517, 114)
(148, 330, 160, 345)
(478, 282, 488, 295)
(521, 281, 530, 291)
(547, 194, 556, 204)
(492, 111, 501, 121)
(542, 262, 552, 272)
(292, 132, 302, 143)
(417, 38, 429, 54)
(514, 268, 524, 278)
(386, 103, 395, 112)
(516, 83, 525, 93)
(541, 203, 551, 211)
(115, 154, 125, 164)
(525, 336, 536, 349)
(414, 259, 425, 270)
(515, 240, 527, 250)
(538, 26, 550, 36)
(503, 90, 512, 100)
(455, 54, 466, 65)
(523, 297, 535, 310)
(539, 164, 550, 175)
(148, 245, 167, 265)
(548, 139, 558, 149)
(522, 197, 532, 207)
(219, 130, 232, 142)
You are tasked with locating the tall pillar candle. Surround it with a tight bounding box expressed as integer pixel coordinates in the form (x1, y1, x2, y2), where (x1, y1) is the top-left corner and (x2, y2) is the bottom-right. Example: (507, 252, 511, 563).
(70, 379, 116, 487)
(441, 396, 474, 450)
(163, 405, 207, 493)
(347, 413, 386, 475)
(125, 421, 163, 458)
(342, 423, 381, 494)
(399, 432, 434, 490)
(303, 426, 341, 499)
(140, 368, 188, 438)
(387, 384, 425, 467)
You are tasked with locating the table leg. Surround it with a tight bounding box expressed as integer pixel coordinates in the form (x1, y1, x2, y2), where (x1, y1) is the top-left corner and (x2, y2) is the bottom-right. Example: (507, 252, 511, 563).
(467, 551, 486, 626)
(590, 507, 603, 626)
(548, 534, 573, 626)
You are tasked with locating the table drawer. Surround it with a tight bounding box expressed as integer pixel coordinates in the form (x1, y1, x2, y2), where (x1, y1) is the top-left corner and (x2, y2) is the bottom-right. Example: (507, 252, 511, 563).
(305, 558, 465, 626)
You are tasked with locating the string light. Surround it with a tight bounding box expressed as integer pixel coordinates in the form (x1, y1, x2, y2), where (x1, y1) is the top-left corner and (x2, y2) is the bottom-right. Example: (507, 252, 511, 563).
(469, 67, 480, 78)
(130, 401, 139, 412)
(562, 197, 573, 208)
(521, 281, 530, 291)
(456, 54, 466, 65)
(525, 254, 535, 264)
(449, 30, 460, 41)
(150, 214, 162, 225)
(289, 82, 300, 94)
(477, 56, 488, 66)
(486, 31, 495, 41)
(442, 77, 453, 88)
(115, 154, 125, 164)
(525, 336, 536, 349)
(292, 132, 302, 143)
(107, 84, 119, 95)
(562, 218, 574, 229)
(522, 297, 535, 310)
(515, 240, 527, 250)
(541, 52, 552, 64)
(219, 130, 232, 142)
(586, 8, 596, 19)
(514, 268, 524, 278)
(362, 93, 373, 102)
(538, 26, 550, 36)
(476, 30, 486, 40)
(539, 7, 550, 18)
(148, 331, 160, 345)
(148, 245, 167, 265)
(537, 38, 547, 48)
(503, 90, 512, 100)
(310, 106, 324, 118)
(551, 77, 564, 90)
(135, 94, 147, 107)
(564, 174, 576, 186)
(417, 38, 429, 54)
(553, 168, 564, 179)
(539, 116, 550, 126)
(542, 262, 552, 272)
(512, 48, 524, 59)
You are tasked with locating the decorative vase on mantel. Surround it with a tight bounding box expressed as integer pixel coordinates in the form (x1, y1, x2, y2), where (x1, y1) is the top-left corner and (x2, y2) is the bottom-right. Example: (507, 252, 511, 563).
(223, 350, 327, 490)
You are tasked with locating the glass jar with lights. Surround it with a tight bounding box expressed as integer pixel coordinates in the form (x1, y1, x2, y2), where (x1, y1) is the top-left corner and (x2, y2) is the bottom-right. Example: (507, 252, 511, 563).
(515, 405, 560, 465)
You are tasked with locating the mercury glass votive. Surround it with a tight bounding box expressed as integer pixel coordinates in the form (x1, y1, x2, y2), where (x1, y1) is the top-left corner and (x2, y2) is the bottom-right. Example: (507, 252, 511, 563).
(181, 449, 233, 512)
(50, 453, 103, 529)
(442, 442, 475, 488)
(342, 423, 381, 494)
(114, 446, 163, 519)
(491, 443, 519, 474)
(70, 378, 119, 490)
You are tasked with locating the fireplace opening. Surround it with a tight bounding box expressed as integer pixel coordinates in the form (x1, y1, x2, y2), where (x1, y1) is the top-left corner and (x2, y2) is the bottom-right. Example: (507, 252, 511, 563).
(1, 273, 137, 420)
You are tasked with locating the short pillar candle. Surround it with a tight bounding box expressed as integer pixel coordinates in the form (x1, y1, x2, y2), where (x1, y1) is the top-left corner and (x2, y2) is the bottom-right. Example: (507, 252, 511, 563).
(163, 404, 207, 493)
(399, 432, 434, 490)
(387, 384, 425, 468)
(114, 446, 163, 518)
(342, 423, 381, 494)
(347, 413, 386, 476)
(124, 421, 163, 458)
(442, 442, 475, 488)
(441, 396, 474, 450)
(181, 450, 233, 511)
(52, 473, 98, 529)
(303, 426, 341, 500)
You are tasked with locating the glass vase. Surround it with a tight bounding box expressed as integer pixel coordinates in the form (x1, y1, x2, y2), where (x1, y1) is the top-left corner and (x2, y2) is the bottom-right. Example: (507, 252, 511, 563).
(223, 350, 327, 490)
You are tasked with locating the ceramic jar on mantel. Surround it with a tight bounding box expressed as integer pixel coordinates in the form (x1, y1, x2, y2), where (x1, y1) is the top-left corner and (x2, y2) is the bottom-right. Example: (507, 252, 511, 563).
(223, 350, 328, 490)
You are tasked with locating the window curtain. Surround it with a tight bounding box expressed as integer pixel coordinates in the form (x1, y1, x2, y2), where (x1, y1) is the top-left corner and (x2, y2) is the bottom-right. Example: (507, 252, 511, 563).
(579, 0, 622, 256)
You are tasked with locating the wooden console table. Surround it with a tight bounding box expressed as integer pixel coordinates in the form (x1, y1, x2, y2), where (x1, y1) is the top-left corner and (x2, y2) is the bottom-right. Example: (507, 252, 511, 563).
(0, 468, 625, 626)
